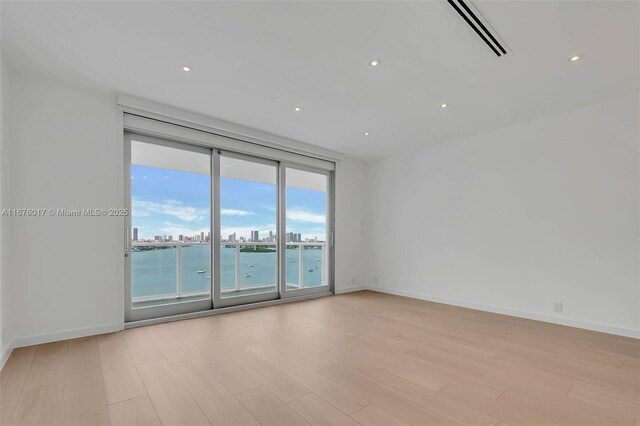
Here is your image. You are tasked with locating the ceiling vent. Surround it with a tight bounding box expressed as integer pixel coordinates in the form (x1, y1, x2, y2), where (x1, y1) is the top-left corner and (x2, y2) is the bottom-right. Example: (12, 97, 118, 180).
(447, 0, 510, 57)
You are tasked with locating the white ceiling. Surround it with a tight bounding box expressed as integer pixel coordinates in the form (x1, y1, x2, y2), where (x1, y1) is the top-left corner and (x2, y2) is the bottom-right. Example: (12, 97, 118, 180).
(2, 1, 639, 161)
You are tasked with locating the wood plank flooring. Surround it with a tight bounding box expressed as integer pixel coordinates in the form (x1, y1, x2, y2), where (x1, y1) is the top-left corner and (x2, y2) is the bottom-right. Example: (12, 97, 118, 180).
(1, 290, 638, 425)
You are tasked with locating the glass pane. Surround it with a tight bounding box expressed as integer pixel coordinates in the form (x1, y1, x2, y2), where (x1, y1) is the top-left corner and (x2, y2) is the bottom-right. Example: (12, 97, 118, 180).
(132, 245, 177, 299)
(239, 244, 277, 293)
(220, 156, 277, 298)
(286, 245, 299, 289)
(286, 168, 328, 290)
(181, 243, 211, 294)
(221, 243, 236, 290)
(303, 244, 324, 287)
(131, 140, 211, 308)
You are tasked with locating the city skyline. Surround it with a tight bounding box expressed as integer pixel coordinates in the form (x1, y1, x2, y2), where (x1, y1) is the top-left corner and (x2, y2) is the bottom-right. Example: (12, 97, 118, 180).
(132, 228, 321, 243)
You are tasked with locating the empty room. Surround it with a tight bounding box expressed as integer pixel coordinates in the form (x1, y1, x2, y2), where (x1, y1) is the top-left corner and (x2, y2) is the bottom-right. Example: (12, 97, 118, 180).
(0, 1, 638, 425)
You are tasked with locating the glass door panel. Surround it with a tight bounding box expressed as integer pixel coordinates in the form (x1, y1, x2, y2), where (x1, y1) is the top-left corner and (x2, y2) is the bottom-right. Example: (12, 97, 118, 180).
(216, 153, 279, 307)
(126, 134, 213, 321)
(125, 131, 334, 322)
(284, 166, 331, 296)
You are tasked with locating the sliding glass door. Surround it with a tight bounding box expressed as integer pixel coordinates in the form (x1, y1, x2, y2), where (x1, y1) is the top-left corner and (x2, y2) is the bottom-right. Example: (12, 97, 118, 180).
(125, 131, 333, 322)
(125, 133, 213, 322)
(282, 165, 332, 297)
(215, 152, 279, 308)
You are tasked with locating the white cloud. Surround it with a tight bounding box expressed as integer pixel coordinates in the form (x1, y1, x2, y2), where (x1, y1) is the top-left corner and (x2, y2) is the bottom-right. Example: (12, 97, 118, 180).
(221, 208, 254, 216)
(133, 199, 207, 222)
(286, 208, 325, 224)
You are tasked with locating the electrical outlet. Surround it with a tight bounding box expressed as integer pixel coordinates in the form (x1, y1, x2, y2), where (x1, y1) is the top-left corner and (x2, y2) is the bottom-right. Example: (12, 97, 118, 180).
(554, 302, 563, 313)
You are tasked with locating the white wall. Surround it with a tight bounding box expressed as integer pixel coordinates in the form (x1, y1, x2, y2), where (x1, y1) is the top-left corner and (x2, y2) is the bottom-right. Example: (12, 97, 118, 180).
(0, 53, 8, 364)
(1, 67, 369, 351)
(366, 94, 640, 338)
(335, 158, 368, 292)
(4, 68, 123, 349)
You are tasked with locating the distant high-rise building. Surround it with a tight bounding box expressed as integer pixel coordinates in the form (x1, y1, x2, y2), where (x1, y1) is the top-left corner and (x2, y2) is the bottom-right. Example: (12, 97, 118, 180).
(200, 231, 205, 242)
(286, 232, 293, 242)
(228, 233, 236, 242)
(251, 230, 259, 242)
(268, 230, 273, 241)
(179, 235, 184, 241)
(297, 233, 302, 242)
(168, 235, 173, 242)
(132, 227, 138, 241)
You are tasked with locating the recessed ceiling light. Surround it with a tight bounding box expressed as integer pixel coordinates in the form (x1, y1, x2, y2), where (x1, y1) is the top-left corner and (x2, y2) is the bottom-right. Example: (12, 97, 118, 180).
(181, 65, 192, 72)
(363, 132, 370, 136)
(569, 55, 581, 62)
(294, 107, 301, 112)
(441, 103, 448, 108)
(369, 59, 381, 67)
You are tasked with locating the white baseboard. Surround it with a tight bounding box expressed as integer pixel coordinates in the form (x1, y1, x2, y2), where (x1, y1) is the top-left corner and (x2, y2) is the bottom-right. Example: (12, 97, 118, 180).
(1, 322, 123, 371)
(334, 285, 370, 294)
(1, 342, 15, 370)
(343, 285, 640, 339)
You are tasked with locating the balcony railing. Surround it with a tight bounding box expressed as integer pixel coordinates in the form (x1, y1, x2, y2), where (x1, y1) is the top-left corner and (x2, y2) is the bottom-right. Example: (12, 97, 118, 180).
(131, 240, 326, 304)
(131, 241, 210, 303)
(282, 241, 327, 290)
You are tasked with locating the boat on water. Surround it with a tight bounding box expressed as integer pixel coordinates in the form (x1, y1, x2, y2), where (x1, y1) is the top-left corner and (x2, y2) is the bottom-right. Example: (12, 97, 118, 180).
(289, 259, 294, 262)
(244, 274, 251, 278)
(308, 269, 314, 272)
(315, 259, 320, 261)
(248, 264, 254, 267)
(196, 268, 206, 273)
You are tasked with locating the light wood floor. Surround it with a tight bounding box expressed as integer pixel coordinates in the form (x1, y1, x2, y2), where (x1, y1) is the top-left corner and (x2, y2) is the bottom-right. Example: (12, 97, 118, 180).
(1, 290, 639, 426)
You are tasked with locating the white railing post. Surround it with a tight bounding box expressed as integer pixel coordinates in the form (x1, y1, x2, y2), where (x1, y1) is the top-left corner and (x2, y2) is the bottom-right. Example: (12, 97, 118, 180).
(235, 243, 241, 291)
(298, 244, 304, 289)
(176, 242, 182, 298)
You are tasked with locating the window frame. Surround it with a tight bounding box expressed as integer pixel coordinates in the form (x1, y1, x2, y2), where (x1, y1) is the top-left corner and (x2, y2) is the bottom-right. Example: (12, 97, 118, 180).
(122, 116, 335, 323)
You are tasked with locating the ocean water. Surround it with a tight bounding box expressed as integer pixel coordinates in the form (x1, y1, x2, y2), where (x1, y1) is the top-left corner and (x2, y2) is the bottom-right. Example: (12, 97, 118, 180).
(132, 245, 324, 298)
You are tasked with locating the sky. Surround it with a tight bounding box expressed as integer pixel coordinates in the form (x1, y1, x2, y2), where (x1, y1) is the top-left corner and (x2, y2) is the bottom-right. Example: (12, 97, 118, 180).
(131, 165, 327, 241)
